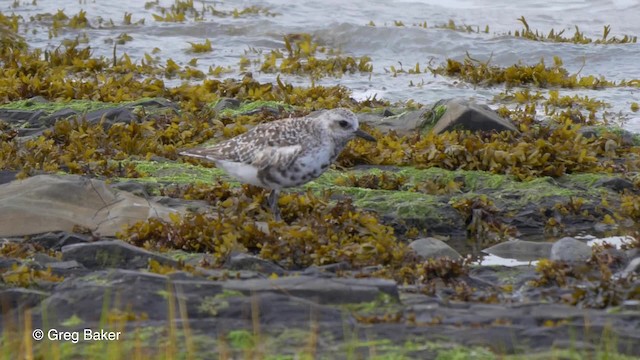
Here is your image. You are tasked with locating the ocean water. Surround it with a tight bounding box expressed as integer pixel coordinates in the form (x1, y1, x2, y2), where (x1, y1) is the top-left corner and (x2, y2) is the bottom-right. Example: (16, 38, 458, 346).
(6, 0, 640, 132)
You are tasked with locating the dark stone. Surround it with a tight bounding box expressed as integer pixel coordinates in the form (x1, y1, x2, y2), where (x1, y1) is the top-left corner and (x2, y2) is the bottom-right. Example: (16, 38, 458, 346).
(382, 108, 395, 117)
(224, 253, 286, 276)
(431, 99, 518, 134)
(61, 240, 178, 269)
(38, 108, 79, 127)
(110, 181, 150, 198)
(28, 232, 90, 251)
(84, 107, 137, 125)
(213, 97, 241, 113)
(0, 288, 49, 311)
(0, 170, 18, 185)
(223, 276, 398, 304)
(594, 177, 635, 193)
(0, 109, 43, 123)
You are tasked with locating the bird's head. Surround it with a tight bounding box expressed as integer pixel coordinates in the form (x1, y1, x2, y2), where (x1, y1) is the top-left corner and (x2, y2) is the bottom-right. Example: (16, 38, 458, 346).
(317, 108, 376, 144)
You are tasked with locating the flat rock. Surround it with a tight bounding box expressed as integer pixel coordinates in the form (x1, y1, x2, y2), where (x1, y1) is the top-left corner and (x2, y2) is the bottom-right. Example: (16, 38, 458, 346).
(27, 231, 90, 251)
(409, 237, 461, 259)
(358, 108, 432, 136)
(223, 276, 398, 304)
(0, 174, 178, 237)
(550, 237, 592, 262)
(483, 240, 553, 261)
(224, 253, 286, 276)
(0, 288, 49, 311)
(62, 240, 178, 269)
(431, 99, 518, 134)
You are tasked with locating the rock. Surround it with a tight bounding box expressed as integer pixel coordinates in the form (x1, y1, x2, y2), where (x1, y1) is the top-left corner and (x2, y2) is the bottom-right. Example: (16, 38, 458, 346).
(550, 237, 592, 262)
(110, 181, 151, 198)
(85, 107, 137, 125)
(37, 108, 79, 127)
(223, 276, 398, 304)
(37, 269, 224, 322)
(224, 253, 286, 276)
(620, 257, 640, 277)
(358, 108, 432, 136)
(0, 174, 179, 237)
(409, 237, 461, 259)
(0, 288, 49, 311)
(594, 177, 635, 193)
(213, 97, 241, 113)
(483, 240, 553, 261)
(0, 170, 18, 185)
(62, 240, 178, 269)
(0, 109, 44, 124)
(430, 99, 518, 134)
(27, 232, 90, 251)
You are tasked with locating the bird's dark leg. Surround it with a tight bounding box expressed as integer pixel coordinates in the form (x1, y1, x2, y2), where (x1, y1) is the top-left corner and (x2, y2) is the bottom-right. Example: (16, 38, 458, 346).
(268, 189, 281, 221)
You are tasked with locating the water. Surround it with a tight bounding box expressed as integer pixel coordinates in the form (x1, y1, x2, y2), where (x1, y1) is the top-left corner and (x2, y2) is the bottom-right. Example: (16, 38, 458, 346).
(6, 0, 640, 132)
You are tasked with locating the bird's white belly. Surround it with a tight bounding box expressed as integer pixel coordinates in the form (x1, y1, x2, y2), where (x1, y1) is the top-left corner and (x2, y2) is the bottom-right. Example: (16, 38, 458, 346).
(215, 160, 264, 187)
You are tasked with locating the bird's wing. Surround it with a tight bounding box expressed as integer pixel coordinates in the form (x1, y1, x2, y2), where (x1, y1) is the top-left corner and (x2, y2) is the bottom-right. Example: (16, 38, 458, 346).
(251, 145, 303, 170)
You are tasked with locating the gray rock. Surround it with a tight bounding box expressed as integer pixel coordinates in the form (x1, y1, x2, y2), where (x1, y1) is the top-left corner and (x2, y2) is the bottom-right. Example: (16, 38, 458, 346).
(224, 253, 286, 276)
(594, 177, 635, 193)
(483, 240, 553, 261)
(47, 260, 84, 270)
(0, 174, 179, 237)
(38, 108, 79, 127)
(550, 237, 592, 262)
(223, 276, 398, 304)
(62, 240, 178, 269)
(37, 269, 224, 322)
(213, 97, 241, 113)
(431, 99, 518, 134)
(84, 107, 137, 125)
(409, 237, 461, 260)
(619, 257, 640, 277)
(0, 170, 18, 185)
(358, 108, 432, 136)
(0, 288, 49, 310)
(28, 232, 90, 251)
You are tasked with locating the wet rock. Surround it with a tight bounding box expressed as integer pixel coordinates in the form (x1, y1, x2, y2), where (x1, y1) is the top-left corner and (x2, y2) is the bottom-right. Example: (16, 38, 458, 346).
(550, 237, 592, 262)
(62, 240, 178, 269)
(431, 99, 518, 134)
(37, 269, 224, 322)
(0, 288, 49, 311)
(0, 170, 18, 185)
(37, 108, 79, 127)
(223, 276, 398, 304)
(110, 181, 151, 198)
(0, 174, 179, 237)
(85, 107, 137, 125)
(594, 177, 635, 193)
(408, 237, 461, 259)
(0, 109, 44, 124)
(483, 240, 553, 261)
(302, 262, 352, 277)
(213, 97, 241, 113)
(358, 108, 432, 136)
(224, 253, 286, 276)
(27, 232, 90, 251)
(620, 257, 640, 277)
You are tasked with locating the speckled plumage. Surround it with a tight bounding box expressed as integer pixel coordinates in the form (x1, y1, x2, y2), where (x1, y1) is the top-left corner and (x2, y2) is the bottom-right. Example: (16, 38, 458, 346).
(180, 108, 375, 220)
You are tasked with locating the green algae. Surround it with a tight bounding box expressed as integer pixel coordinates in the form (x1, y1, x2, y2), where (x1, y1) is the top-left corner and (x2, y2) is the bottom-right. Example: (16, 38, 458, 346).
(131, 160, 228, 184)
(0, 98, 117, 114)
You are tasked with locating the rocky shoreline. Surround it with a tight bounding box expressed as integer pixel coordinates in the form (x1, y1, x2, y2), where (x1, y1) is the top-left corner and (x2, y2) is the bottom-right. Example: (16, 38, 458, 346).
(1, 98, 639, 358)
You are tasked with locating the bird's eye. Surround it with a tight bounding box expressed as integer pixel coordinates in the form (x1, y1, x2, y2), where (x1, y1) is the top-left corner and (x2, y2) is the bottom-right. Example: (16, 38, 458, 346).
(338, 120, 350, 128)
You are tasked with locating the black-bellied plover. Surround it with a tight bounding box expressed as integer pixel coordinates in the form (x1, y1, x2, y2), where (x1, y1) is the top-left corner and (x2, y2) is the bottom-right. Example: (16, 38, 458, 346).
(180, 108, 376, 220)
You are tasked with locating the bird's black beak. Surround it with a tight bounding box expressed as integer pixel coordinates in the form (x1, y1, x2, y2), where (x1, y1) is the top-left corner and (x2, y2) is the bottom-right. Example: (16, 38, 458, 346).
(355, 129, 376, 142)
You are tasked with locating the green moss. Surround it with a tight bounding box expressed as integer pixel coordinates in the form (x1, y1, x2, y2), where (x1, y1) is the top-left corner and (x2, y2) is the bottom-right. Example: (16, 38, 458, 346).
(131, 160, 229, 184)
(60, 314, 84, 327)
(0, 99, 117, 113)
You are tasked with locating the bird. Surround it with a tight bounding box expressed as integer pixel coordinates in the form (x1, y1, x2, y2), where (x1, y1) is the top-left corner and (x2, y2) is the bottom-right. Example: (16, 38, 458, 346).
(179, 108, 376, 221)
